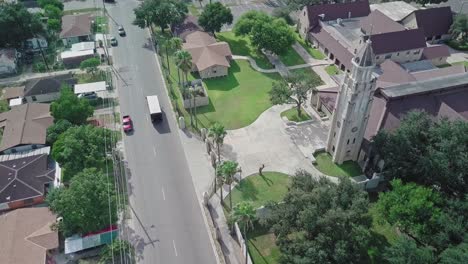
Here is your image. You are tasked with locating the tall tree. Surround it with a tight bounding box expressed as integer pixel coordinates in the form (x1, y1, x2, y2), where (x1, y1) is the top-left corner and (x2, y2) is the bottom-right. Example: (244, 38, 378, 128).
(384, 237, 436, 264)
(269, 72, 321, 117)
(43, 4, 62, 20)
(439, 243, 468, 264)
(51, 85, 94, 125)
(133, 0, 187, 33)
(51, 125, 113, 181)
(100, 239, 135, 264)
(450, 14, 468, 42)
(198, 2, 233, 35)
(38, 0, 64, 10)
(169, 37, 183, 84)
(46, 119, 73, 145)
(230, 202, 256, 264)
(47, 168, 118, 236)
(234, 11, 295, 55)
(79, 58, 101, 76)
(0, 3, 45, 48)
(263, 171, 373, 264)
(174, 50, 193, 124)
(375, 179, 443, 247)
(208, 122, 227, 194)
(372, 111, 468, 197)
(218, 160, 239, 209)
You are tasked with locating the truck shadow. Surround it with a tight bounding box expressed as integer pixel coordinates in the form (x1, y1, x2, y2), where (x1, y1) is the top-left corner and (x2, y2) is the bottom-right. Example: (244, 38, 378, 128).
(152, 112, 171, 134)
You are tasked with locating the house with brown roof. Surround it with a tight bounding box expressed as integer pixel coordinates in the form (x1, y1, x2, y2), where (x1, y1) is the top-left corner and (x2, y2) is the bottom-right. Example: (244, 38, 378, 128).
(0, 103, 53, 154)
(60, 13, 94, 46)
(299, 1, 453, 72)
(0, 48, 19, 77)
(182, 31, 232, 79)
(1, 85, 25, 107)
(0, 152, 56, 210)
(0, 207, 58, 264)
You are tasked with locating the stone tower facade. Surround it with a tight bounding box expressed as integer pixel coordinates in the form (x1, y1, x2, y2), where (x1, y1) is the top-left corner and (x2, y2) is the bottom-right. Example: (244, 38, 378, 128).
(326, 40, 377, 164)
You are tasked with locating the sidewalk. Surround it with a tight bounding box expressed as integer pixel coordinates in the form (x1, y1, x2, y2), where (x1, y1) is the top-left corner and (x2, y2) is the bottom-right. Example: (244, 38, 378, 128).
(209, 194, 243, 264)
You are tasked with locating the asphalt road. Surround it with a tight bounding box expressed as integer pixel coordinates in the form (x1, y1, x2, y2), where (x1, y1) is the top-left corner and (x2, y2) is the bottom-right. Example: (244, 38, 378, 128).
(105, 1, 217, 263)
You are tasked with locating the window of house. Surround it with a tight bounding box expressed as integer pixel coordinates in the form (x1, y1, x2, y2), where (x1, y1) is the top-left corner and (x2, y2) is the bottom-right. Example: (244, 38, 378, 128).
(332, 146, 335, 152)
(385, 54, 391, 59)
(347, 139, 349, 145)
(353, 138, 356, 144)
(31, 96, 37, 101)
(406, 51, 410, 55)
(24, 198, 34, 205)
(213, 69, 217, 74)
(435, 35, 441, 40)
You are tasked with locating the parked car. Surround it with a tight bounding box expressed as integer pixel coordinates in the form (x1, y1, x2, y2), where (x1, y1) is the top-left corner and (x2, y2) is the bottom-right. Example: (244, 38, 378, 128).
(110, 36, 118, 46)
(122, 115, 133, 132)
(78, 92, 98, 100)
(118, 26, 126, 36)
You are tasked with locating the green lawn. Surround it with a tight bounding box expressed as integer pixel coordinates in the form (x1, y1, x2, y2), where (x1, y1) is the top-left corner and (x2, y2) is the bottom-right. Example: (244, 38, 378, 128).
(248, 225, 281, 264)
(94, 16, 108, 33)
(216, 32, 274, 69)
(278, 47, 306, 67)
(294, 32, 326, 60)
(289, 67, 325, 86)
(281, 107, 311, 122)
(325, 65, 340, 75)
(313, 152, 363, 177)
(225, 172, 290, 210)
(196, 60, 282, 129)
(452, 61, 468, 67)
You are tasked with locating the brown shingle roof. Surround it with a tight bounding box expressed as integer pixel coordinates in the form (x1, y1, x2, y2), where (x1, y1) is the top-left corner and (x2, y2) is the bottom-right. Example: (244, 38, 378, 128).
(24, 73, 76, 97)
(422, 45, 450, 60)
(183, 31, 232, 71)
(0, 153, 55, 204)
(2, 86, 25, 100)
(0, 207, 58, 264)
(310, 25, 354, 69)
(360, 10, 406, 35)
(306, 0, 371, 28)
(60, 14, 93, 39)
(370, 28, 426, 55)
(412, 7, 453, 38)
(0, 103, 53, 152)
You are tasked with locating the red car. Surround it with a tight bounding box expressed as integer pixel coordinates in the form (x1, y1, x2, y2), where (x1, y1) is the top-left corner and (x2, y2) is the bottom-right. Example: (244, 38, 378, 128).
(122, 115, 133, 132)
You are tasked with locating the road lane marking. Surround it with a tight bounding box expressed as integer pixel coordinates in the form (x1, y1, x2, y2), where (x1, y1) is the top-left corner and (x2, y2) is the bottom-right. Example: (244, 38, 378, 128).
(162, 187, 166, 200)
(153, 147, 156, 156)
(172, 240, 178, 256)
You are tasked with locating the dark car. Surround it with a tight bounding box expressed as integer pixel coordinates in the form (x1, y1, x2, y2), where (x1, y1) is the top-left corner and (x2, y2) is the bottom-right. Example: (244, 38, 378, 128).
(118, 26, 126, 36)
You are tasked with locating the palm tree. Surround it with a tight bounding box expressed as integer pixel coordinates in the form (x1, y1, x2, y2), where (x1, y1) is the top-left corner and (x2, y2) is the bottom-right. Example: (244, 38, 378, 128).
(169, 37, 183, 84)
(218, 161, 239, 209)
(208, 122, 227, 194)
(231, 202, 256, 264)
(216, 164, 226, 204)
(174, 50, 193, 126)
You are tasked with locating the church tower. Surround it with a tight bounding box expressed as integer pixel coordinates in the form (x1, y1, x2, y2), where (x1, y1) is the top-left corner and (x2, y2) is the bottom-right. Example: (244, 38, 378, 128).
(326, 40, 377, 164)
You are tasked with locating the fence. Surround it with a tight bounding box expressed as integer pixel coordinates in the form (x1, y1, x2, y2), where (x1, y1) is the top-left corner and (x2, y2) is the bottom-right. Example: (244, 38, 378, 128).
(234, 222, 253, 264)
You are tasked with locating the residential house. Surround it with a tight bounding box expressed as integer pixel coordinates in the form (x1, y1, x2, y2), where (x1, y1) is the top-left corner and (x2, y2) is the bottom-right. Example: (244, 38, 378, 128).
(23, 73, 76, 103)
(0, 103, 53, 154)
(182, 31, 232, 79)
(0, 152, 56, 210)
(60, 13, 94, 46)
(0, 49, 19, 77)
(0, 207, 59, 264)
(400, 7, 453, 43)
(1, 86, 25, 107)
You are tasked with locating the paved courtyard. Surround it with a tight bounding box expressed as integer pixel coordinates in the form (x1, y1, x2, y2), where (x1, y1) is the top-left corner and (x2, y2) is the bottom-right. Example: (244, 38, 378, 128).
(222, 104, 329, 177)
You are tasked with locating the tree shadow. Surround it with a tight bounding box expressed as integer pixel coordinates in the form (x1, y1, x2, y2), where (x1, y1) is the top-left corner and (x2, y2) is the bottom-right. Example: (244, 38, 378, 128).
(259, 173, 274, 187)
(237, 177, 259, 203)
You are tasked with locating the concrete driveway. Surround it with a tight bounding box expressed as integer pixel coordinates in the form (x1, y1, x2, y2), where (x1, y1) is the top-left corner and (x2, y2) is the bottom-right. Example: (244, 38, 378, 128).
(223, 104, 328, 177)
